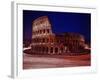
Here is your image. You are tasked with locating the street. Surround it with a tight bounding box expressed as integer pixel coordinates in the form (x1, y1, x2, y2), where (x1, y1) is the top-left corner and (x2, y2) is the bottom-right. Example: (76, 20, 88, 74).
(23, 53, 90, 69)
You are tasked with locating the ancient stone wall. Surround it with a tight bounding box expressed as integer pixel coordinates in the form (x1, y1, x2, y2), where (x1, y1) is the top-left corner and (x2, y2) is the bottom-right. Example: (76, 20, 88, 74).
(31, 16, 86, 55)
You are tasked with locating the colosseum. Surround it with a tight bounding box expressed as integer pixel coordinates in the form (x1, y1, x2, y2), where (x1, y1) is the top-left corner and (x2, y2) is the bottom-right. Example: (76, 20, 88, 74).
(31, 16, 89, 55)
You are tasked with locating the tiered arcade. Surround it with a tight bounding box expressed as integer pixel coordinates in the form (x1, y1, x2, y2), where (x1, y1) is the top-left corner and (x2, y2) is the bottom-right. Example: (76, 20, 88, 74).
(31, 16, 88, 55)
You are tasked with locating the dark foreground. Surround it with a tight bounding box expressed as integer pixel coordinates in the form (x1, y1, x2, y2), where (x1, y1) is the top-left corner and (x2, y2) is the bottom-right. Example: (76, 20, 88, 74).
(23, 53, 90, 69)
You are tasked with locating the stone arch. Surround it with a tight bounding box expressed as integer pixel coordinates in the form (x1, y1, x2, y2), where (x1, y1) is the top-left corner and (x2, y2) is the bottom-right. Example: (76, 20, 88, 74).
(46, 47, 48, 53)
(50, 47, 53, 54)
(55, 47, 58, 53)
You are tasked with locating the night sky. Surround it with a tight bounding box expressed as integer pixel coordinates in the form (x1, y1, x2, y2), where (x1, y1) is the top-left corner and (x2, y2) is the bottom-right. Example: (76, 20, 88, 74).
(23, 10, 91, 43)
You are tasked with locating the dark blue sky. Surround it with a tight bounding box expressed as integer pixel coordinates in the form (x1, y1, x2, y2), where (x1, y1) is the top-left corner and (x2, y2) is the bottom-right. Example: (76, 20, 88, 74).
(23, 10, 91, 43)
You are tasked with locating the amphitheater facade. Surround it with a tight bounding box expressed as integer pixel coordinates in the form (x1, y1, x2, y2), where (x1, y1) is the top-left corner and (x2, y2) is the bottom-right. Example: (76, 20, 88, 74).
(31, 16, 89, 55)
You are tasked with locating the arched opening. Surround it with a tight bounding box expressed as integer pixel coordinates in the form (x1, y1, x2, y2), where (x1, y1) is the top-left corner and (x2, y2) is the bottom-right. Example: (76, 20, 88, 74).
(42, 38, 45, 43)
(42, 47, 45, 53)
(47, 29, 49, 33)
(43, 29, 45, 33)
(55, 47, 58, 53)
(46, 47, 48, 53)
(50, 47, 53, 53)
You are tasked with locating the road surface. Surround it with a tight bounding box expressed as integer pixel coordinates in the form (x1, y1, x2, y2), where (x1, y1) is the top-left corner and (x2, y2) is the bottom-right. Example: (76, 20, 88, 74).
(23, 53, 90, 69)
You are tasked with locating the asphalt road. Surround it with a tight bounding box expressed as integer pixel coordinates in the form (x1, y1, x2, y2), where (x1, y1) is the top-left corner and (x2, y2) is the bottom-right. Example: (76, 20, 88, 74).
(23, 53, 90, 69)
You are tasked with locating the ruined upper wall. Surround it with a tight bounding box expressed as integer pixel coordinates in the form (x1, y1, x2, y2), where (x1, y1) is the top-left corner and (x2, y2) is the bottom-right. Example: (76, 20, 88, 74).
(32, 16, 52, 31)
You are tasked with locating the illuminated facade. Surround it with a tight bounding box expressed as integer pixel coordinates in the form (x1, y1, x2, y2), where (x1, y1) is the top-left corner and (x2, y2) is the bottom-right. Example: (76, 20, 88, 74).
(31, 16, 88, 55)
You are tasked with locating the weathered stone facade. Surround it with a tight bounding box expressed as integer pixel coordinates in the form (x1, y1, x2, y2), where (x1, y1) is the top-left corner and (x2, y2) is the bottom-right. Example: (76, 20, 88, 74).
(31, 16, 88, 55)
